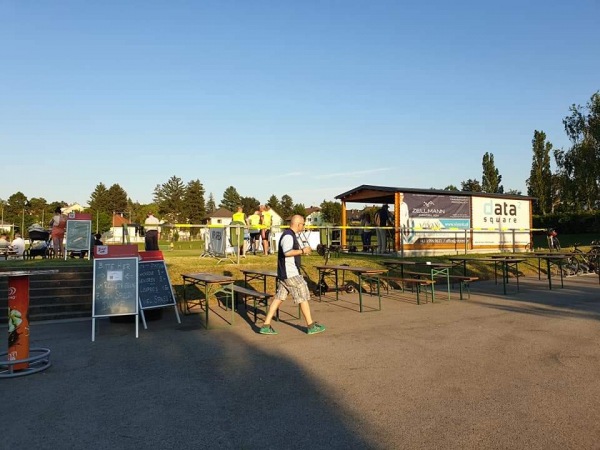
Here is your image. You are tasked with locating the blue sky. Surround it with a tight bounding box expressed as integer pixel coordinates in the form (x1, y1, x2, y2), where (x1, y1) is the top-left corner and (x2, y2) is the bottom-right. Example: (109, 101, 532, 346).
(1, 1, 598, 208)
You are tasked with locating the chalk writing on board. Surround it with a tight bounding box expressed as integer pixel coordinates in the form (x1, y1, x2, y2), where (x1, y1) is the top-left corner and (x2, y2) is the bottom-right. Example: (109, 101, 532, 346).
(66, 220, 92, 252)
(93, 257, 138, 316)
(138, 260, 176, 309)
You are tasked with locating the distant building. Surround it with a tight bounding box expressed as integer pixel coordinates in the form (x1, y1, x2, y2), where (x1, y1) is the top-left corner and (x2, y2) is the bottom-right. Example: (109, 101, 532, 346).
(62, 203, 86, 215)
(106, 214, 142, 244)
(305, 206, 323, 226)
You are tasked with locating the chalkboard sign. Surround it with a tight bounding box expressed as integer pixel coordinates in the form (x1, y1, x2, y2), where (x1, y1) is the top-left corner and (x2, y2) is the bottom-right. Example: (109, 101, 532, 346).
(92, 257, 138, 317)
(138, 260, 176, 310)
(66, 220, 92, 252)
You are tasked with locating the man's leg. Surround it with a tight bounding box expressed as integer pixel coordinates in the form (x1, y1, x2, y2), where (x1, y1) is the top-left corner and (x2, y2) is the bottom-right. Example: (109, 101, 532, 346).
(299, 301, 313, 326)
(263, 298, 283, 327)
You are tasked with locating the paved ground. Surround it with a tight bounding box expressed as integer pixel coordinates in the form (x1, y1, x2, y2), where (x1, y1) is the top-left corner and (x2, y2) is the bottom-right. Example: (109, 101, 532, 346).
(3, 274, 600, 449)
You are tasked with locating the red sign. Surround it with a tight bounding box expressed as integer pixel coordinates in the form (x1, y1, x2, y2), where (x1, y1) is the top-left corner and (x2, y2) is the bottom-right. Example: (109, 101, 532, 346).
(139, 250, 164, 261)
(94, 244, 139, 258)
(7, 276, 30, 370)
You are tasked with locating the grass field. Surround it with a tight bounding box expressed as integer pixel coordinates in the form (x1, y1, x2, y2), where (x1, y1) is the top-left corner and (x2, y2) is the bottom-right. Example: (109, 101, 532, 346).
(4, 235, 600, 295)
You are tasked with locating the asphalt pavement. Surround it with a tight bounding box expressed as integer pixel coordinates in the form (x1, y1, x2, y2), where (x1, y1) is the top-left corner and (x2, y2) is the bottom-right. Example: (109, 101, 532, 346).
(3, 274, 600, 449)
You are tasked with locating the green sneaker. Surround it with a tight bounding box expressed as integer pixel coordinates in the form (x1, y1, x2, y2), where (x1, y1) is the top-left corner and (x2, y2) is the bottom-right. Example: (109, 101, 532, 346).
(259, 325, 277, 335)
(307, 322, 326, 335)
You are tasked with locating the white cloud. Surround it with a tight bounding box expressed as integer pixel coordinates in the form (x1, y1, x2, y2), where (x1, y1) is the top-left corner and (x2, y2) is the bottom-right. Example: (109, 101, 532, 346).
(313, 167, 394, 180)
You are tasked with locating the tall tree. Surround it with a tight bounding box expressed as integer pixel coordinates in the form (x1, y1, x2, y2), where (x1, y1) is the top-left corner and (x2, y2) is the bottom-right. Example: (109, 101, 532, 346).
(443, 185, 459, 191)
(460, 179, 482, 192)
(153, 176, 186, 223)
(267, 194, 280, 212)
(557, 91, 600, 210)
(240, 196, 260, 215)
(481, 152, 503, 193)
(28, 197, 48, 226)
(183, 179, 206, 225)
(279, 195, 294, 220)
(89, 183, 111, 213)
(319, 200, 342, 225)
(292, 204, 307, 217)
(220, 186, 241, 212)
(107, 183, 129, 215)
(504, 189, 522, 195)
(526, 130, 553, 215)
(206, 193, 216, 214)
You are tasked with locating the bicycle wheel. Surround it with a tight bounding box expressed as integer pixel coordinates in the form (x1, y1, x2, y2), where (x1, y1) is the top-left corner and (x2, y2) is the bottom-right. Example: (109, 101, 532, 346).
(587, 252, 599, 273)
(566, 256, 580, 275)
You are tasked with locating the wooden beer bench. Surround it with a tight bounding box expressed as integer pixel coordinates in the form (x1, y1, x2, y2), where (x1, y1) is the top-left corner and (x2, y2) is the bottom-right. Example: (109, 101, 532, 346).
(403, 270, 479, 300)
(225, 284, 273, 322)
(363, 274, 436, 305)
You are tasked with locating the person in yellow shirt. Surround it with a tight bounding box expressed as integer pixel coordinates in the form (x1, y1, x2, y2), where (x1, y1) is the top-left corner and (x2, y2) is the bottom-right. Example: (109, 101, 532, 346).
(260, 204, 273, 255)
(231, 206, 247, 256)
(232, 205, 245, 223)
(247, 209, 261, 255)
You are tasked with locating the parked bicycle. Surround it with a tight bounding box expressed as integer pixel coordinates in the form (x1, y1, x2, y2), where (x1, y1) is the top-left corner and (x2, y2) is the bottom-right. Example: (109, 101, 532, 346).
(566, 242, 599, 275)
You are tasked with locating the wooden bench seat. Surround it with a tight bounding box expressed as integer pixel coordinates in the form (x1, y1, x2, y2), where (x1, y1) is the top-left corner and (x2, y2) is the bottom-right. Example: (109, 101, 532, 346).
(363, 275, 436, 305)
(402, 271, 479, 300)
(225, 285, 273, 322)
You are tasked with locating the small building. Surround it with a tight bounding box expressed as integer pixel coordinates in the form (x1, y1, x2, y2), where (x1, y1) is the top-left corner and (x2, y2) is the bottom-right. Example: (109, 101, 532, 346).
(336, 185, 534, 255)
(305, 206, 324, 226)
(106, 214, 142, 244)
(206, 207, 234, 226)
(62, 203, 86, 215)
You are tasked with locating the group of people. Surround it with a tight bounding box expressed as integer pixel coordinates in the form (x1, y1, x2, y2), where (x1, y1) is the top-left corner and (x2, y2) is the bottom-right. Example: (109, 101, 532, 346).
(360, 196, 410, 254)
(231, 204, 273, 257)
(360, 203, 394, 254)
(0, 232, 25, 257)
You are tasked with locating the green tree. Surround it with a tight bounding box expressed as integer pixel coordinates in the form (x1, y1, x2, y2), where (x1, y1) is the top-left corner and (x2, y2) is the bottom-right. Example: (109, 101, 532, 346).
(240, 196, 260, 215)
(5, 192, 32, 233)
(279, 195, 294, 220)
(558, 91, 600, 211)
(460, 179, 482, 192)
(292, 204, 307, 217)
(107, 183, 129, 215)
(153, 176, 186, 223)
(320, 200, 342, 224)
(443, 185, 459, 191)
(267, 195, 280, 212)
(526, 130, 553, 215)
(89, 183, 111, 213)
(183, 179, 206, 226)
(27, 197, 48, 226)
(206, 193, 216, 214)
(481, 152, 503, 193)
(220, 186, 241, 212)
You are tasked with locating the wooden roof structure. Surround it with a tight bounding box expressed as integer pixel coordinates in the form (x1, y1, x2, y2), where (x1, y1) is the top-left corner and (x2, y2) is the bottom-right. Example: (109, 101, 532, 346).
(335, 184, 534, 204)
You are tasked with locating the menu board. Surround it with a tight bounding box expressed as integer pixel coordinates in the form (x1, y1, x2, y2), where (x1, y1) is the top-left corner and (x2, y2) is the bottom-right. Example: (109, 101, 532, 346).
(92, 257, 138, 317)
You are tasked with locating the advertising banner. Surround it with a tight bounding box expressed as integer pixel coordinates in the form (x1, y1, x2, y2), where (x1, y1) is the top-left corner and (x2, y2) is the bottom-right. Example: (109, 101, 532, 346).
(7, 276, 30, 370)
(471, 196, 531, 246)
(402, 193, 471, 245)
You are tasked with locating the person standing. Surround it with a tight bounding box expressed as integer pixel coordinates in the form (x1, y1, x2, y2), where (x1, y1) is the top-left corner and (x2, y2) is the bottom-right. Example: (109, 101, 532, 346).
(144, 212, 160, 251)
(231, 206, 247, 257)
(247, 209, 261, 254)
(49, 207, 67, 258)
(260, 204, 273, 255)
(260, 214, 325, 335)
(374, 204, 392, 254)
(360, 212, 372, 252)
(399, 193, 411, 238)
